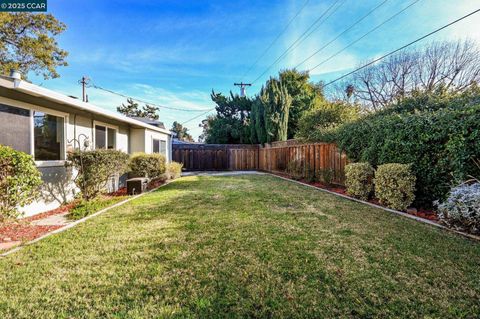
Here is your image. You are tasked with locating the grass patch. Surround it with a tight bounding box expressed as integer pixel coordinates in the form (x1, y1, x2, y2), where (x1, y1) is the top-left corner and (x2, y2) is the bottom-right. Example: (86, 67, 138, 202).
(68, 196, 128, 220)
(0, 175, 479, 318)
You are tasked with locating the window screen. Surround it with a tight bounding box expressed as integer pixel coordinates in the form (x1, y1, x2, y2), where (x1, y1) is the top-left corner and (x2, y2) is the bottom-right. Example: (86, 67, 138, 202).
(107, 128, 116, 149)
(95, 125, 106, 149)
(34, 111, 64, 161)
(152, 139, 160, 153)
(160, 140, 166, 155)
(0, 104, 31, 154)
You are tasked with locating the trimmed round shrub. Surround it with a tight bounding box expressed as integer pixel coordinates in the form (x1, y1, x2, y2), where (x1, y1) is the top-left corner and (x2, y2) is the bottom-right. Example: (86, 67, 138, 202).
(129, 153, 166, 179)
(335, 88, 480, 207)
(345, 162, 374, 200)
(437, 183, 480, 235)
(68, 149, 129, 200)
(374, 163, 416, 211)
(0, 145, 42, 219)
(166, 162, 183, 179)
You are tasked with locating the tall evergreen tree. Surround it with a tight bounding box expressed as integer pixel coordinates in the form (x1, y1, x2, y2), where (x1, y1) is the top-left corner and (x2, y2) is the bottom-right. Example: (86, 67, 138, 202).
(142, 104, 160, 120)
(117, 98, 160, 120)
(117, 98, 141, 117)
(209, 91, 253, 144)
(171, 121, 193, 142)
(262, 78, 292, 143)
(250, 94, 267, 144)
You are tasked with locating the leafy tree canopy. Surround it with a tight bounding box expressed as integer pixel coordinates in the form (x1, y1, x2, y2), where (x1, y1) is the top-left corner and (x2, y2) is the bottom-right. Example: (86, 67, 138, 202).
(171, 121, 193, 142)
(0, 13, 68, 79)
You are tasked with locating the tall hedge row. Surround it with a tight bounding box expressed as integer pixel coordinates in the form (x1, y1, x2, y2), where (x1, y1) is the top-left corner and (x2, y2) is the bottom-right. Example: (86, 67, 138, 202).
(335, 90, 480, 207)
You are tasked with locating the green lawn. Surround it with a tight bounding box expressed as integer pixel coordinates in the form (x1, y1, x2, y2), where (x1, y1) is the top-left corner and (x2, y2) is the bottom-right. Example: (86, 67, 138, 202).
(1, 174, 479, 318)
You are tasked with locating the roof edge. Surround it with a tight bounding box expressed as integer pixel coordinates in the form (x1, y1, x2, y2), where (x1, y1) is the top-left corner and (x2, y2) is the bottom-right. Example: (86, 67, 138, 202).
(0, 76, 171, 135)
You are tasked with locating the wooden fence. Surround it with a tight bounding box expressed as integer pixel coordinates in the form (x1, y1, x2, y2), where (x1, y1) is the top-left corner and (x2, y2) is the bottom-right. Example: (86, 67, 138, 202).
(258, 143, 347, 185)
(173, 141, 347, 185)
(172, 144, 258, 171)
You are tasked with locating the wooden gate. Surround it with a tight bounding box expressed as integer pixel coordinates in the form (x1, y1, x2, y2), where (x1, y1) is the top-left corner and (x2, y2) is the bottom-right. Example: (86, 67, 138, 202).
(172, 144, 259, 171)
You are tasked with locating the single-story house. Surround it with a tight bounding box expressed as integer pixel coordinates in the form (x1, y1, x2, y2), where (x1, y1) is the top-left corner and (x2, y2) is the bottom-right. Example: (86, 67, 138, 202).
(0, 71, 172, 217)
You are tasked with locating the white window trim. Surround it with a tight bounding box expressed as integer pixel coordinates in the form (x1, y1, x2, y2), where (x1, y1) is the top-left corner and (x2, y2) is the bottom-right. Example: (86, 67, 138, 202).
(0, 96, 69, 167)
(93, 120, 118, 150)
(151, 137, 167, 155)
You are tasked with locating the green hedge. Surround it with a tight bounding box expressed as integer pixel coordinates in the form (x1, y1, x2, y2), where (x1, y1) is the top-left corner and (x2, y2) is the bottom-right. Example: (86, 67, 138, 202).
(0, 145, 42, 219)
(335, 89, 480, 207)
(374, 163, 416, 211)
(129, 153, 166, 179)
(166, 162, 183, 179)
(67, 149, 129, 200)
(344, 162, 374, 200)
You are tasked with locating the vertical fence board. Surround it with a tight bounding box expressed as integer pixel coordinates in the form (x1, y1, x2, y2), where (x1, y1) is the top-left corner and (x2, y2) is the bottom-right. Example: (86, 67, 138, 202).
(172, 142, 346, 185)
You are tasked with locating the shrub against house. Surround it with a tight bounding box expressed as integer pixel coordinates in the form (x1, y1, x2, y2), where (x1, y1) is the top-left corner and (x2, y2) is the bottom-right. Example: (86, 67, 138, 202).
(0, 145, 42, 220)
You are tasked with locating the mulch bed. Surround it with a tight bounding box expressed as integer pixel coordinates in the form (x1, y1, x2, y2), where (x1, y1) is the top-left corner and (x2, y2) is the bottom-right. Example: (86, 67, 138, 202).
(270, 172, 439, 222)
(1, 189, 135, 246)
(0, 223, 63, 243)
(23, 202, 77, 223)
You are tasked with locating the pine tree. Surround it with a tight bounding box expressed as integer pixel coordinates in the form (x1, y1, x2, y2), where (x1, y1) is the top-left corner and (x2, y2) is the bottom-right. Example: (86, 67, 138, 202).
(142, 104, 160, 120)
(171, 121, 193, 142)
(117, 99, 160, 120)
(117, 98, 141, 117)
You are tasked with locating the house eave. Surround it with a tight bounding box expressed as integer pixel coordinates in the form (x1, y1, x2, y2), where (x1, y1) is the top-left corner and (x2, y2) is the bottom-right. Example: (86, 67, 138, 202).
(0, 76, 171, 135)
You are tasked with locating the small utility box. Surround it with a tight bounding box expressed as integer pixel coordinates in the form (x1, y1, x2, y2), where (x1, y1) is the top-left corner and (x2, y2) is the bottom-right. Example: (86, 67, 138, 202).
(126, 177, 149, 195)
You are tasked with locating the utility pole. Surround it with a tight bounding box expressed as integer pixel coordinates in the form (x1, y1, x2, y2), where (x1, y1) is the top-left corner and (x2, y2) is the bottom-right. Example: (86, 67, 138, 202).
(234, 82, 252, 97)
(78, 76, 90, 102)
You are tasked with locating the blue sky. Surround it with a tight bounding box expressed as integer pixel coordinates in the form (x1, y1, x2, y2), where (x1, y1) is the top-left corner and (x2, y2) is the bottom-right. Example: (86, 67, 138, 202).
(29, 0, 480, 139)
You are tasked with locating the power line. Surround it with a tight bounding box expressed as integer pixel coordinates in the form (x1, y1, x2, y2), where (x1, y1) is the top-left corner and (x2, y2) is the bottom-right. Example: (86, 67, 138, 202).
(308, 0, 421, 73)
(88, 83, 212, 112)
(240, 0, 311, 81)
(323, 8, 480, 87)
(251, 0, 346, 84)
(295, 0, 390, 69)
(181, 108, 216, 126)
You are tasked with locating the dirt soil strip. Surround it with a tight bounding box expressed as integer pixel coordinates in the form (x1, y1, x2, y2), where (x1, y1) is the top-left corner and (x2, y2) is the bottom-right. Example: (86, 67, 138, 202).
(267, 173, 480, 242)
(0, 180, 176, 258)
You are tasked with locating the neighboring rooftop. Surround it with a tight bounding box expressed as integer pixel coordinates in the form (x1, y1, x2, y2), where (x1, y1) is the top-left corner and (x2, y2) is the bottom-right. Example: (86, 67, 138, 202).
(172, 138, 202, 145)
(128, 116, 166, 129)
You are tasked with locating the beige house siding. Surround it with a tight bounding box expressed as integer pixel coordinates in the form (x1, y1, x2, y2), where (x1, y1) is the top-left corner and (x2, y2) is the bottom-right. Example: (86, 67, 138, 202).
(0, 79, 172, 217)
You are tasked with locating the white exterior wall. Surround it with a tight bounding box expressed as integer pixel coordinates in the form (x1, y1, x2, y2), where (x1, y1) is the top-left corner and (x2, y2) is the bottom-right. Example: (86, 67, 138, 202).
(145, 129, 171, 162)
(1, 97, 171, 217)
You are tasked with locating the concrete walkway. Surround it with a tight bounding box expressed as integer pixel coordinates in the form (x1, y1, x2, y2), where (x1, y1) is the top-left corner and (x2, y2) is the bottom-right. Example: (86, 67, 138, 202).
(182, 171, 265, 177)
(31, 213, 71, 226)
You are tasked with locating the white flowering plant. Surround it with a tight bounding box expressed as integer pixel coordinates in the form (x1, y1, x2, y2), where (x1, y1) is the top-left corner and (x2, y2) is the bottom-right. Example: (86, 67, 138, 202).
(436, 183, 480, 235)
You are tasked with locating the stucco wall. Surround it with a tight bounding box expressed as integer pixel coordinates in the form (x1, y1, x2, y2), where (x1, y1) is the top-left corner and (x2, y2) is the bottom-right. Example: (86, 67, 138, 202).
(20, 165, 79, 217)
(1, 91, 171, 217)
(145, 129, 171, 162)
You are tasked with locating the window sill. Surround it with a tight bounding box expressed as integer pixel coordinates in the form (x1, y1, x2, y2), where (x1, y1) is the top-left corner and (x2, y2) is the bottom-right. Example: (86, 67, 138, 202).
(35, 160, 66, 168)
